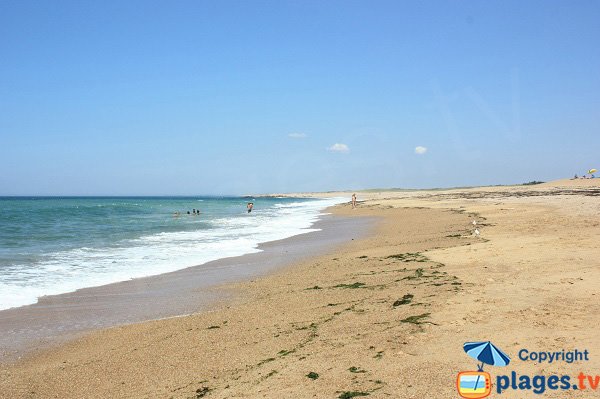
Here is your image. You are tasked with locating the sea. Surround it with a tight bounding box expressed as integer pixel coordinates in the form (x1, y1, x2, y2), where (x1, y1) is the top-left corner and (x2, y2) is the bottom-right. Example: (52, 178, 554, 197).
(0, 196, 344, 311)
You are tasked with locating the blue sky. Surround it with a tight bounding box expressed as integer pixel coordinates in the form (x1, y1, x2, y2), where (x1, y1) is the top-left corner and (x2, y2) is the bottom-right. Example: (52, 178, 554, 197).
(1, 1, 598, 195)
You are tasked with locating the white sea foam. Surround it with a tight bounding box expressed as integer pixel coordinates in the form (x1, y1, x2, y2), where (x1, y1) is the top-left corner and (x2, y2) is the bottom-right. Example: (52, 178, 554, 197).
(0, 197, 345, 310)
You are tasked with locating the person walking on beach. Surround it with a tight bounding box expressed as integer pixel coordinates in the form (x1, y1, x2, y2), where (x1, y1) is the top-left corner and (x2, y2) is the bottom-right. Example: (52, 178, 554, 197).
(351, 193, 357, 209)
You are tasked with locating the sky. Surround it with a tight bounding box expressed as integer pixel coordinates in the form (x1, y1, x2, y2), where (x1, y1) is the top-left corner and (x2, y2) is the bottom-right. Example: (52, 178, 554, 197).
(0, 0, 598, 195)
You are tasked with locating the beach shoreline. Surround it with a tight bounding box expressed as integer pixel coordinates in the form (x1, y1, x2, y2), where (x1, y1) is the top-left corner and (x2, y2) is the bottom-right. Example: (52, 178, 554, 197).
(1, 180, 599, 398)
(0, 212, 375, 362)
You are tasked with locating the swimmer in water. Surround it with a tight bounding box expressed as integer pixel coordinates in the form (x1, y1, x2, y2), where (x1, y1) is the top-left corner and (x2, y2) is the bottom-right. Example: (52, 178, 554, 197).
(247, 202, 254, 213)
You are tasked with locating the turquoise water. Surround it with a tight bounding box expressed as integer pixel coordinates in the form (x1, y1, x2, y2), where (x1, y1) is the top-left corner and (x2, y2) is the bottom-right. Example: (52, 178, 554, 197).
(0, 196, 343, 310)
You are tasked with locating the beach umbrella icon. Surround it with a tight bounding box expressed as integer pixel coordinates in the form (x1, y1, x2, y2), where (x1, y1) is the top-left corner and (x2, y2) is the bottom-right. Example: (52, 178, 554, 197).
(463, 341, 510, 395)
(464, 341, 511, 370)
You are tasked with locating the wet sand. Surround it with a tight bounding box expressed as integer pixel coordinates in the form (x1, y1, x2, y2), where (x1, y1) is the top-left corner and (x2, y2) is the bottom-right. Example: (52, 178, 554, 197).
(0, 214, 375, 361)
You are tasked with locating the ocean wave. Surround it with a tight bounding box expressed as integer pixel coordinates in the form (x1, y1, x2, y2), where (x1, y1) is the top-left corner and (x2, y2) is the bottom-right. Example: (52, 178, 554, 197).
(0, 197, 345, 310)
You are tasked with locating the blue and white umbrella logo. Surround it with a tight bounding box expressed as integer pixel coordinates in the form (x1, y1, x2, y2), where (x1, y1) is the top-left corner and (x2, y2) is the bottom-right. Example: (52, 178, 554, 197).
(463, 341, 510, 393)
(464, 341, 511, 370)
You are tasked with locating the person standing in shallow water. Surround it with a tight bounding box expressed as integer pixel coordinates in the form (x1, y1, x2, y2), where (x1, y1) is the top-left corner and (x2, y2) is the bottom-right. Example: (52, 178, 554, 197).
(247, 202, 254, 213)
(351, 193, 357, 209)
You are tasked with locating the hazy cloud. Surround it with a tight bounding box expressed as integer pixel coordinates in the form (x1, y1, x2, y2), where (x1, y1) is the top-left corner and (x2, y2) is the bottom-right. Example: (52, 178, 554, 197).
(327, 143, 350, 153)
(288, 132, 307, 139)
(415, 146, 427, 155)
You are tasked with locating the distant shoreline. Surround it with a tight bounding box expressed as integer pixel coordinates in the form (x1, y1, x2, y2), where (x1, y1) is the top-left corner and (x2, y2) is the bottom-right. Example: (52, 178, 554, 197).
(254, 178, 599, 198)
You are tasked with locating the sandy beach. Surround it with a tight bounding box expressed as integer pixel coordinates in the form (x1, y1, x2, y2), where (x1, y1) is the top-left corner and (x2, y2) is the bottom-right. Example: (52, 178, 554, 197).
(1, 179, 599, 398)
(0, 214, 372, 361)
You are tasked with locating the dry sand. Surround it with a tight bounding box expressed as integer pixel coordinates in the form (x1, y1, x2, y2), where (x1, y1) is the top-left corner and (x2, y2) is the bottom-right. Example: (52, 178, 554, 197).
(1, 180, 599, 398)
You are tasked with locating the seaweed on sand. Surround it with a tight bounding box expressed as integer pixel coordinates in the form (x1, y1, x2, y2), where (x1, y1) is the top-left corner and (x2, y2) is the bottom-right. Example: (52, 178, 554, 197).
(195, 386, 211, 398)
(393, 294, 414, 306)
(334, 282, 366, 289)
(339, 392, 370, 399)
(386, 252, 428, 262)
(400, 313, 435, 325)
(306, 371, 319, 380)
(401, 268, 424, 280)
